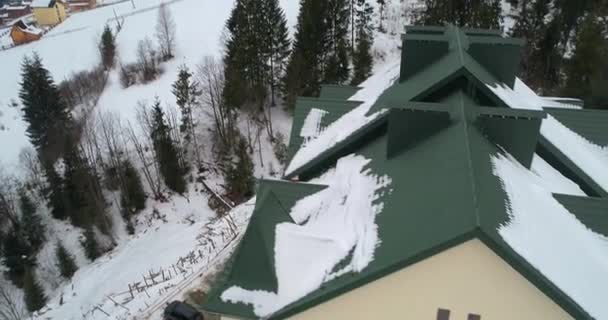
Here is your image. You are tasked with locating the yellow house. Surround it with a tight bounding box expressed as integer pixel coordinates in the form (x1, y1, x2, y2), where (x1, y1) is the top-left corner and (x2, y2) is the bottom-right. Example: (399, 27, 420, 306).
(202, 25, 606, 320)
(31, 0, 66, 26)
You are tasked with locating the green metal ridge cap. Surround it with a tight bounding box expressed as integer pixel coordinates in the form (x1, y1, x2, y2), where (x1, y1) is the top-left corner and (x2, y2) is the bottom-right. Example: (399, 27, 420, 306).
(468, 35, 525, 46)
(370, 51, 464, 113)
(295, 96, 364, 105)
(404, 25, 447, 35)
(402, 33, 447, 42)
(477, 106, 546, 119)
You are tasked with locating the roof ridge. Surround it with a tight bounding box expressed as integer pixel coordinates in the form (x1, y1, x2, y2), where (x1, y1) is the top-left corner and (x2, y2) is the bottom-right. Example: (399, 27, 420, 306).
(455, 91, 483, 227)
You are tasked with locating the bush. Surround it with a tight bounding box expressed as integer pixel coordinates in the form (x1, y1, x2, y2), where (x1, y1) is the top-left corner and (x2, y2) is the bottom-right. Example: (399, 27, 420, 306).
(58, 67, 106, 109)
(118, 39, 164, 88)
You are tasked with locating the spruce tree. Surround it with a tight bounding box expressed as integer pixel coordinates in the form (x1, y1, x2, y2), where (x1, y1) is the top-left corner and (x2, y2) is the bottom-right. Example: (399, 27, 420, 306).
(100, 25, 116, 70)
(150, 99, 186, 194)
(283, 0, 351, 109)
(351, 0, 374, 86)
(172, 65, 200, 143)
(225, 137, 254, 203)
(1, 227, 34, 288)
(283, 0, 329, 109)
(19, 54, 71, 163)
(81, 227, 100, 261)
(223, 0, 291, 110)
(562, 12, 608, 108)
(44, 163, 69, 221)
(55, 241, 78, 280)
(23, 267, 47, 312)
(120, 159, 147, 216)
(417, 0, 501, 29)
(19, 192, 46, 253)
(63, 138, 110, 234)
(323, 0, 350, 84)
(266, 0, 291, 106)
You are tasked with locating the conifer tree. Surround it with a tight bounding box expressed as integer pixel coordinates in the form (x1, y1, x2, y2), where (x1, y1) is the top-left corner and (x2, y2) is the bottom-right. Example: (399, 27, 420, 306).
(19, 192, 45, 253)
(23, 267, 47, 312)
(417, 0, 501, 29)
(81, 227, 100, 261)
(1, 227, 34, 288)
(265, 0, 291, 106)
(55, 241, 78, 280)
(223, 0, 291, 110)
(150, 99, 186, 194)
(225, 136, 254, 203)
(63, 139, 110, 234)
(562, 12, 608, 108)
(100, 25, 116, 70)
(172, 65, 200, 143)
(283, 0, 352, 109)
(119, 159, 146, 216)
(44, 163, 69, 221)
(19, 54, 71, 163)
(351, 0, 374, 86)
(323, 0, 350, 84)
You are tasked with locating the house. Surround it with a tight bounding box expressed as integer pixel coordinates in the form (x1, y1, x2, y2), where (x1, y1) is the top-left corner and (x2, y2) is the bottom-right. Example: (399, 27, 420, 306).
(202, 25, 608, 320)
(1, 3, 32, 25)
(31, 0, 66, 26)
(10, 19, 41, 45)
(66, 0, 95, 13)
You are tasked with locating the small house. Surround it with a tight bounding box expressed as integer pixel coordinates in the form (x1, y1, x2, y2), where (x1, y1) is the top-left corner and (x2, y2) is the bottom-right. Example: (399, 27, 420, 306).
(67, 0, 95, 13)
(31, 0, 66, 26)
(10, 19, 41, 45)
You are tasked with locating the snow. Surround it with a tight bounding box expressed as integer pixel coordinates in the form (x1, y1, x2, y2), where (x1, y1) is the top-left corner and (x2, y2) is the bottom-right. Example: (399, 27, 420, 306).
(30, 0, 52, 8)
(36, 194, 254, 320)
(487, 79, 608, 193)
(0, 0, 297, 172)
(285, 35, 402, 176)
(492, 153, 608, 320)
(222, 154, 392, 317)
(530, 154, 585, 196)
(299, 108, 327, 141)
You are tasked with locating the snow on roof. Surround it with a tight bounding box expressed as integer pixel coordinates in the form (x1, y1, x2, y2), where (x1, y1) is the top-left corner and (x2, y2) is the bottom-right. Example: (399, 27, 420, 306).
(493, 153, 608, 320)
(487, 79, 608, 193)
(299, 108, 327, 141)
(30, 0, 53, 8)
(285, 58, 401, 175)
(530, 154, 585, 196)
(222, 154, 392, 317)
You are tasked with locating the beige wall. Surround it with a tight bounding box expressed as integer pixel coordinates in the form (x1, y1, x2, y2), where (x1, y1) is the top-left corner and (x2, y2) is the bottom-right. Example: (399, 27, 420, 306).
(223, 239, 572, 320)
(33, 2, 66, 26)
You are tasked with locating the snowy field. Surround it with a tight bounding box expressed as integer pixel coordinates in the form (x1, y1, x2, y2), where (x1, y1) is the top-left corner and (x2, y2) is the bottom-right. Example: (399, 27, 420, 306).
(0, 0, 299, 172)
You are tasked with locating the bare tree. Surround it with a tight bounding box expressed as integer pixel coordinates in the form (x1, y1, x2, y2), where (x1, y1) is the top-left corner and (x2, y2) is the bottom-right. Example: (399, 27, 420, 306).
(155, 2, 176, 60)
(0, 277, 27, 320)
(165, 104, 188, 172)
(0, 169, 19, 231)
(18, 147, 45, 195)
(136, 37, 160, 83)
(128, 102, 163, 199)
(196, 56, 236, 153)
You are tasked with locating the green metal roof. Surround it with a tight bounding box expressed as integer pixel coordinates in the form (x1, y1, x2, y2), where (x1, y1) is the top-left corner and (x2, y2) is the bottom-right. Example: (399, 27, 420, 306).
(203, 26, 598, 320)
(287, 97, 362, 161)
(545, 108, 608, 146)
(203, 89, 592, 319)
(553, 194, 608, 236)
(319, 85, 361, 100)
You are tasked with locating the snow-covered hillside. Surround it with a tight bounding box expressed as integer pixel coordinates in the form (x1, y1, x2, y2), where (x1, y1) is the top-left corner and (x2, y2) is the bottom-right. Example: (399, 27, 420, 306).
(0, 0, 299, 172)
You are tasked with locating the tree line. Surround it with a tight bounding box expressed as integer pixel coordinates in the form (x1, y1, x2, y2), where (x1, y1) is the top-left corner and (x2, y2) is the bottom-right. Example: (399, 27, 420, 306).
(413, 0, 608, 109)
